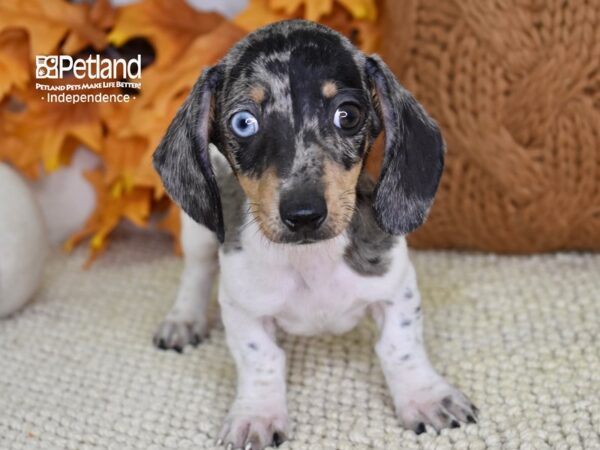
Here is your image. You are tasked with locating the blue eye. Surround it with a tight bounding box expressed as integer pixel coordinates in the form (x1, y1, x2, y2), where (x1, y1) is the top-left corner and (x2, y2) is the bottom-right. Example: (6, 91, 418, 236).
(231, 111, 259, 138)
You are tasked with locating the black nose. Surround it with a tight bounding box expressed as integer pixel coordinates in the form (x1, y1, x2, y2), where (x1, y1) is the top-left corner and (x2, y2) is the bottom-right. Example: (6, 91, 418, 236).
(279, 195, 327, 232)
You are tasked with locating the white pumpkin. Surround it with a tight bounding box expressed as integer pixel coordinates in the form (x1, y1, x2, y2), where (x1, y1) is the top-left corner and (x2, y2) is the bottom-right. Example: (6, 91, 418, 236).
(0, 163, 48, 318)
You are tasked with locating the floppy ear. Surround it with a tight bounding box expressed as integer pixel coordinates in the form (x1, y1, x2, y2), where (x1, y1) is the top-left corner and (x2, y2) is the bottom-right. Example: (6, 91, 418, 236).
(365, 55, 445, 235)
(153, 66, 225, 242)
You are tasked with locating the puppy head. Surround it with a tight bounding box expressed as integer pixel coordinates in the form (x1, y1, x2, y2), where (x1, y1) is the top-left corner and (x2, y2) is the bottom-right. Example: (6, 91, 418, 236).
(153, 20, 444, 244)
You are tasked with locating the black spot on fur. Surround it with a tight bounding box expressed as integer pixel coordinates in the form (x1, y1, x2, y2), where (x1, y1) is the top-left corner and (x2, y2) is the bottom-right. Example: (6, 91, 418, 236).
(442, 396, 453, 408)
(437, 411, 450, 421)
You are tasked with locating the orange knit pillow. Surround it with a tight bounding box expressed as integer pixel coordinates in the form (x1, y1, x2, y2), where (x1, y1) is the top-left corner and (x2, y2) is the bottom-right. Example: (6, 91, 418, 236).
(375, 0, 600, 252)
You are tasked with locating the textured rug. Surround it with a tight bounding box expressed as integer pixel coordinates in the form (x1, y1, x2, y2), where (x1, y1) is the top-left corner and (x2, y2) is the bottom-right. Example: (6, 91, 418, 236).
(1, 230, 599, 450)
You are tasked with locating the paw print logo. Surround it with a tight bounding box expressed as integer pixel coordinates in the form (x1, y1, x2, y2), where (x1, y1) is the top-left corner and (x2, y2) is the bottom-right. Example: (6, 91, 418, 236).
(36, 56, 59, 79)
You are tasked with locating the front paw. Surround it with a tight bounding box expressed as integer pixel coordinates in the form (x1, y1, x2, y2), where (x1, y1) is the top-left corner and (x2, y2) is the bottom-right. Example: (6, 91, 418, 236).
(152, 317, 207, 352)
(394, 380, 478, 433)
(218, 412, 287, 450)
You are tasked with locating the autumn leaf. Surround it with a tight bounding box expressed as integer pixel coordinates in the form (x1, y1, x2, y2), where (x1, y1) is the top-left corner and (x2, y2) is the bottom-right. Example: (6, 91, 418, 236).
(102, 21, 245, 197)
(268, 0, 377, 22)
(108, 0, 224, 68)
(0, 29, 30, 100)
(350, 20, 380, 53)
(65, 169, 153, 266)
(235, 0, 294, 31)
(5, 79, 106, 174)
(336, 0, 377, 21)
(269, 0, 332, 22)
(101, 134, 148, 193)
(62, 0, 115, 54)
(138, 21, 245, 111)
(0, 0, 107, 55)
(236, 0, 379, 51)
(96, 94, 174, 198)
(105, 99, 181, 196)
(0, 106, 40, 177)
(319, 4, 380, 52)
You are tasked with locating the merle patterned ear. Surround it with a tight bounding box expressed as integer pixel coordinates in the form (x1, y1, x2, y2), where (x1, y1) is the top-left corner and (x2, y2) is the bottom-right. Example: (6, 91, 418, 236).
(366, 55, 445, 235)
(153, 66, 225, 242)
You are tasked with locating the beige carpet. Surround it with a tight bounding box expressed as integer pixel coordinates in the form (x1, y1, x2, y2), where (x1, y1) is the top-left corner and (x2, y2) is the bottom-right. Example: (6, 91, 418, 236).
(1, 230, 599, 450)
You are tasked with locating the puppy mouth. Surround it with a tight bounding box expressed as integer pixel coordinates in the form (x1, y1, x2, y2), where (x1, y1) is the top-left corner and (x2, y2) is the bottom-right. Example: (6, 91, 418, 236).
(279, 230, 336, 245)
(260, 218, 348, 245)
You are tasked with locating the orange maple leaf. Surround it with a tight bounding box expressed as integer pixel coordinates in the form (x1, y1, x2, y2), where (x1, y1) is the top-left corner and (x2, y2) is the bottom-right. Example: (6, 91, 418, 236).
(0, 29, 30, 99)
(0, 106, 40, 178)
(0, 0, 107, 55)
(234, 0, 291, 32)
(65, 169, 153, 266)
(269, 0, 332, 22)
(103, 21, 245, 197)
(62, 0, 115, 54)
(319, 4, 380, 52)
(236, 0, 379, 51)
(138, 21, 246, 111)
(101, 134, 148, 194)
(268, 0, 377, 22)
(108, 0, 224, 68)
(5, 79, 106, 175)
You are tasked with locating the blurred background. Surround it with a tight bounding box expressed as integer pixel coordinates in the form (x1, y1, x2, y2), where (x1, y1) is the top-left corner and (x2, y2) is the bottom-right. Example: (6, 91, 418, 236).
(1, 0, 599, 265)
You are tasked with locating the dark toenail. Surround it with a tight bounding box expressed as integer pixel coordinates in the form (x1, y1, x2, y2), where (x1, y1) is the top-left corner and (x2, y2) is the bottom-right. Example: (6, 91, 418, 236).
(450, 420, 460, 428)
(272, 432, 284, 446)
(173, 346, 183, 353)
(441, 396, 453, 408)
(415, 423, 426, 434)
(157, 339, 167, 350)
(467, 414, 477, 423)
(191, 335, 202, 346)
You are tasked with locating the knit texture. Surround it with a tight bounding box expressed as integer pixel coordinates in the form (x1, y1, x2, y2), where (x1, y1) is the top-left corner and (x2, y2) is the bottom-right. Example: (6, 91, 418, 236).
(378, 0, 600, 252)
(1, 230, 599, 449)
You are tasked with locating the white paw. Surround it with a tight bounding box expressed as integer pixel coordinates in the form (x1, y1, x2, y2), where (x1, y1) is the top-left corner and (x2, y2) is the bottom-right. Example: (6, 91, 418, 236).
(218, 412, 287, 450)
(394, 379, 478, 433)
(152, 316, 208, 352)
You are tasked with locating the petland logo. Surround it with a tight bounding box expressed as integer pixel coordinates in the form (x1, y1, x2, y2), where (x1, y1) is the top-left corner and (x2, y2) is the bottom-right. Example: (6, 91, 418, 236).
(35, 54, 142, 103)
(36, 55, 141, 79)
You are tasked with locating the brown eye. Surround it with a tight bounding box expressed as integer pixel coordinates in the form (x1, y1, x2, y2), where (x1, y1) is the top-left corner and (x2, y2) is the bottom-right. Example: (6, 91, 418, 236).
(333, 104, 361, 130)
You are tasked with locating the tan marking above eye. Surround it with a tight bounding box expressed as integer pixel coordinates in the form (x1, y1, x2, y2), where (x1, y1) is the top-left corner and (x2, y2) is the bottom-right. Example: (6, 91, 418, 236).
(322, 81, 338, 98)
(249, 85, 266, 104)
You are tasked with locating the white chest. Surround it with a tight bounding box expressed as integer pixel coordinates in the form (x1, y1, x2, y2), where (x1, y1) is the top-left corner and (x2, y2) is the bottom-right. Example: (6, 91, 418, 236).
(219, 224, 410, 336)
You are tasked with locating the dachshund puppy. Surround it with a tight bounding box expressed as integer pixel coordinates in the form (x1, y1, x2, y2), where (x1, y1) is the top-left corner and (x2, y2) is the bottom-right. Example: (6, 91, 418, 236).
(153, 20, 477, 450)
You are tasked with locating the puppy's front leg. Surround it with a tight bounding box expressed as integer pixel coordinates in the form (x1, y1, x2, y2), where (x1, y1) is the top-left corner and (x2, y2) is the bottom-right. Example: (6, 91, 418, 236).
(373, 264, 478, 433)
(218, 297, 288, 450)
(154, 212, 218, 351)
